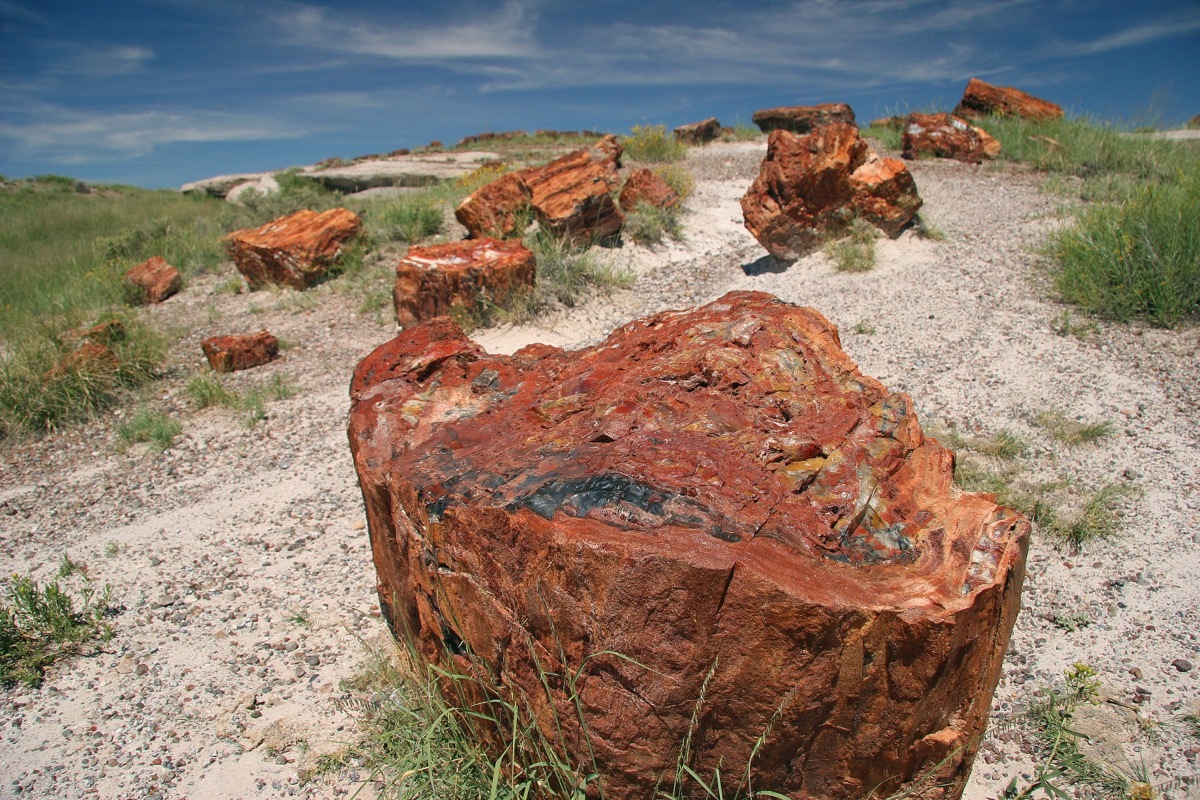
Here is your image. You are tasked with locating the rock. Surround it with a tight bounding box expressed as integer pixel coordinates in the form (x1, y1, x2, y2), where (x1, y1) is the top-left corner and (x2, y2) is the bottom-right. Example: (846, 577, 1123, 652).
(393, 238, 536, 328)
(522, 134, 625, 245)
(455, 173, 533, 240)
(617, 168, 680, 212)
(298, 151, 501, 192)
(225, 208, 362, 290)
(225, 174, 281, 205)
(180, 172, 271, 198)
(124, 256, 182, 304)
(1172, 658, 1194, 672)
(752, 103, 856, 134)
(200, 331, 279, 373)
(954, 78, 1063, 121)
(901, 113, 1001, 164)
(741, 124, 922, 260)
(673, 117, 722, 145)
(348, 290, 1030, 800)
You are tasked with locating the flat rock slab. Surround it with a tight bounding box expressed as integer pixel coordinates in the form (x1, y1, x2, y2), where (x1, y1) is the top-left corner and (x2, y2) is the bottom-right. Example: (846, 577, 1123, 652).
(180, 172, 272, 197)
(299, 151, 503, 193)
(348, 291, 1029, 800)
(225, 208, 362, 290)
(201, 331, 278, 373)
(393, 238, 536, 328)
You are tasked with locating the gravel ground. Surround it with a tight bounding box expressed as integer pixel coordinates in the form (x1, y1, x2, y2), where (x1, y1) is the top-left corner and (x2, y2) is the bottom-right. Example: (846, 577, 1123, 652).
(2, 137, 1199, 799)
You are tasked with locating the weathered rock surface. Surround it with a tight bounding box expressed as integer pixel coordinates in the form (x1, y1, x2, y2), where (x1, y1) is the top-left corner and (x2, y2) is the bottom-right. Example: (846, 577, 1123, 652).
(393, 238, 536, 328)
(348, 291, 1030, 800)
(674, 117, 722, 144)
(902, 113, 1001, 164)
(124, 256, 182, 304)
(954, 78, 1063, 121)
(298, 151, 502, 193)
(180, 171, 271, 198)
(225, 208, 362, 290)
(225, 174, 281, 205)
(618, 168, 680, 212)
(742, 124, 922, 260)
(752, 103, 856, 134)
(523, 134, 625, 245)
(455, 172, 533, 240)
(200, 331, 279, 373)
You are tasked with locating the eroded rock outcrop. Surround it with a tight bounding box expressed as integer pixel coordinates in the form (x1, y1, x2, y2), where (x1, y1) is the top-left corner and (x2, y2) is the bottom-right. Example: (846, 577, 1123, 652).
(393, 238, 536, 328)
(348, 291, 1029, 800)
(954, 78, 1063, 121)
(741, 124, 922, 260)
(125, 256, 182, 304)
(225, 208, 362, 290)
(200, 331, 279, 373)
(752, 103, 856, 134)
(902, 113, 1001, 163)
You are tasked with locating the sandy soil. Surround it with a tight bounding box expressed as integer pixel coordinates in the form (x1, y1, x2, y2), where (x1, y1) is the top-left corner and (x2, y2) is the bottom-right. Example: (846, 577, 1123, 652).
(2, 138, 1198, 799)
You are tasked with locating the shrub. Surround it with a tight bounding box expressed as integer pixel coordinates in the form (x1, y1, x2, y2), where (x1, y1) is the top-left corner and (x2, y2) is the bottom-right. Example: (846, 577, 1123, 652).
(653, 164, 695, 203)
(623, 125, 687, 163)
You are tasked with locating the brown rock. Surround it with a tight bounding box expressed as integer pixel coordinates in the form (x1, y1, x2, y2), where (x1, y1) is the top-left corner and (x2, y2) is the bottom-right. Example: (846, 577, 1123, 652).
(618, 168, 680, 212)
(124, 256, 182, 304)
(393, 238, 536, 328)
(225, 208, 362, 290)
(201, 331, 279, 373)
(741, 124, 922, 260)
(522, 134, 624, 245)
(954, 78, 1063, 121)
(673, 117, 722, 145)
(455, 172, 533, 240)
(348, 291, 1030, 800)
(901, 112, 1001, 164)
(752, 103, 856, 134)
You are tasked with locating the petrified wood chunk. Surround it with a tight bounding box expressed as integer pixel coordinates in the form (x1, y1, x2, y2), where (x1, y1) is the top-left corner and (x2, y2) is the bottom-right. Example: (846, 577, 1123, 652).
(954, 78, 1063, 121)
(393, 238, 536, 328)
(902, 113, 1001, 164)
(225, 208, 361, 290)
(618, 168, 681, 212)
(741, 124, 922, 260)
(348, 291, 1030, 800)
(674, 117, 722, 144)
(201, 330, 278, 373)
(752, 103, 856, 134)
(455, 172, 533, 240)
(522, 134, 625, 245)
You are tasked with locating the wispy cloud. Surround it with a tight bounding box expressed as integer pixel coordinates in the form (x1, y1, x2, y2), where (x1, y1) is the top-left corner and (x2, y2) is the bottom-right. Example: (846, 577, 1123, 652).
(1052, 8, 1200, 56)
(46, 43, 156, 78)
(0, 0, 51, 27)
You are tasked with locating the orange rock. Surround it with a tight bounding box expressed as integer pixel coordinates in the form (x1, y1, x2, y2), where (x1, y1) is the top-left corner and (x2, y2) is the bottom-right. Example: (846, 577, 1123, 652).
(752, 103, 856, 134)
(393, 238, 536, 328)
(954, 78, 1063, 121)
(200, 331, 278, 372)
(455, 172, 533, 239)
(348, 291, 1029, 800)
(523, 134, 624, 245)
(124, 255, 182, 304)
(225, 208, 362, 290)
(902, 113, 1000, 164)
(618, 168, 680, 212)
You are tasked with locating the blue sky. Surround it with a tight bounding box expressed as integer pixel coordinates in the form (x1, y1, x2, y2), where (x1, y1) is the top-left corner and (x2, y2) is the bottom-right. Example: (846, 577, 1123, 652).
(2, 0, 1198, 189)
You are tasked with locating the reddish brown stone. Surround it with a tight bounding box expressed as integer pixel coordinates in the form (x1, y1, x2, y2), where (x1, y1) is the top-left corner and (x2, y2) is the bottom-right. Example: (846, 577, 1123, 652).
(954, 78, 1063, 121)
(902, 113, 1001, 163)
(618, 168, 681, 212)
(522, 134, 624, 245)
(752, 103, 856, 134)
(348, 291, 1030, 800)
(674, 117, 722, 145)
(455, 172, 533, 240)
(45, 341, 120, 382)
(225, 208, 361, 290)
(741, 124, 922, 260)
(201, 331, 278, 373)
(124, 255, 182, 304)
(393, 238, 536, 328)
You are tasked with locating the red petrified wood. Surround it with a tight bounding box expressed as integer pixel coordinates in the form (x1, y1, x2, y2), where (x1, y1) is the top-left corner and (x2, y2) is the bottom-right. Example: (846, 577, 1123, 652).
(201, 331, 279, 373)
(618, 168, 681, 212)
(348, 291, 1030, 800)
(752, 103, 856, 134)
(674, 117, 722, 144)
(125, 256, 182, 304)
(393, 238, 536, 328)
(455, 172, 533, 239)
(902, 113, 1001, 163)
(225, 208, 362, 290)
(954, 78, 1063, 121)
(741, 123, 922, 260)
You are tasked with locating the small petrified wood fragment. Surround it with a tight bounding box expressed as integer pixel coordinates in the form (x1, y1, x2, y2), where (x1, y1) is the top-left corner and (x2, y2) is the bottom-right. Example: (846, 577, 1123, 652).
(225, 208, 361, 290)
(201, 330, 278, 373)
(393, 238, 536, 328)
(125, 256, 182, 304)
(348, 291, 1028, 800)
(618, 168, 680, 212)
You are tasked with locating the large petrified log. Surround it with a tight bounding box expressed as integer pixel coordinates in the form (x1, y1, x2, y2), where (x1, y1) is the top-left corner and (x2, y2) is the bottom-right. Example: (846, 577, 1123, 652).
(225, 208, 361, 290)
(954, 78, 1063, 121)
(742, 124, 922, 260)
(752, 103, 856, 134)
(348, 291, 1029, 800)
(393, 238, 536, 328)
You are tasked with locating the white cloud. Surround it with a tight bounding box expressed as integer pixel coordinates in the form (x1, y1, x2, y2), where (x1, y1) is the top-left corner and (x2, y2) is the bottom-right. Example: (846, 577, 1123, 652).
(1053, 8, 1200, 56)
(0, 0, 50, 27)
(47, 43, 156, 77)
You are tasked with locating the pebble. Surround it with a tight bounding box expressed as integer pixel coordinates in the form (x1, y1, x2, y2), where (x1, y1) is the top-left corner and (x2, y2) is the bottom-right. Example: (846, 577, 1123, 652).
(1172, 658, 1194, 672)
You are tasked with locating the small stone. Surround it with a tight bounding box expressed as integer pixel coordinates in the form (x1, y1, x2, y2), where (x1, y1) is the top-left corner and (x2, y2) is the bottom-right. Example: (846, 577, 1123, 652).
(275, 754, 289, 765)
(1128, 667, 1143, 680)
(135, 664, 149, 676)
(304, 654, 320, 666)
(1123, 467, 1142, 480)
(1172, 658, 1194, 673)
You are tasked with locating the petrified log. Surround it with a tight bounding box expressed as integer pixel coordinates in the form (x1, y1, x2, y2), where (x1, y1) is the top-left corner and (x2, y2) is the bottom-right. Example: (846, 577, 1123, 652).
(741, 124, 922, 260)
(618, 168, 680, 212)
(752, 103, 856, 134)
(954, 78, 1063, 121)
(455, 172, 533, 240)
(348, 291, 1029, 800)
(522, 134, 624, 245)
(393, 238, 536, 328)
(125, 255, 182, 304)
(902, 113, 1001, 164)
(674, 117, 722, 145)
(201, 331, 278, 373)
(225, 208, 362, 290)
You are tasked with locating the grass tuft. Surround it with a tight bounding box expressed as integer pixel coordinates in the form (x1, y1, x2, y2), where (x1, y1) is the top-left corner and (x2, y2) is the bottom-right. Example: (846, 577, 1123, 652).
(623, 125, 687, 163)
(117, 407, 182, 452)
(369, 195, 445, 244)
(623, 202, 684, 246)
(825, 216, 877, 272)
(1033, 409, 1115, 445)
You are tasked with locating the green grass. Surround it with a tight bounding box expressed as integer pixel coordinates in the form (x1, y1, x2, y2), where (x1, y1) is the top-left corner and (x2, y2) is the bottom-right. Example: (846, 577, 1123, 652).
(722, 124, 762, 143)
(623, 202, 684, 245)
(824, 216, 877, 272)
(1033, 409, 1115, 445)
(184, 370, 297, 428)
(117, 407, 182, 452)
(0, 562, 115, 686)
(623, 125, 688, 163)
(527, 233, 634, 310)
(367, 194, 445, 244)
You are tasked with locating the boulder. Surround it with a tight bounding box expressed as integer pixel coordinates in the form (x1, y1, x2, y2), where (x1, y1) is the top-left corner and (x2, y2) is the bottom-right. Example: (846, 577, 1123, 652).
(901, 113, 1001, 163)
(673, 117, 722, 145)
(348, 290, 1030, 800)
(618, 168, 681, 212)
(393, 238, 536, 328)
(522, 134, 625, 245)
(180, 171, 271, 198)
(124, 256, 182, 304)
(741, 124, 922, 260)
(225, 174, 281, 205)
(954, 78, 1063, 121)
(200, 331, 279, 373)
(752, 103, 856, 134)
(225, 208, 362, 290)
(455, 172, 533, 240)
